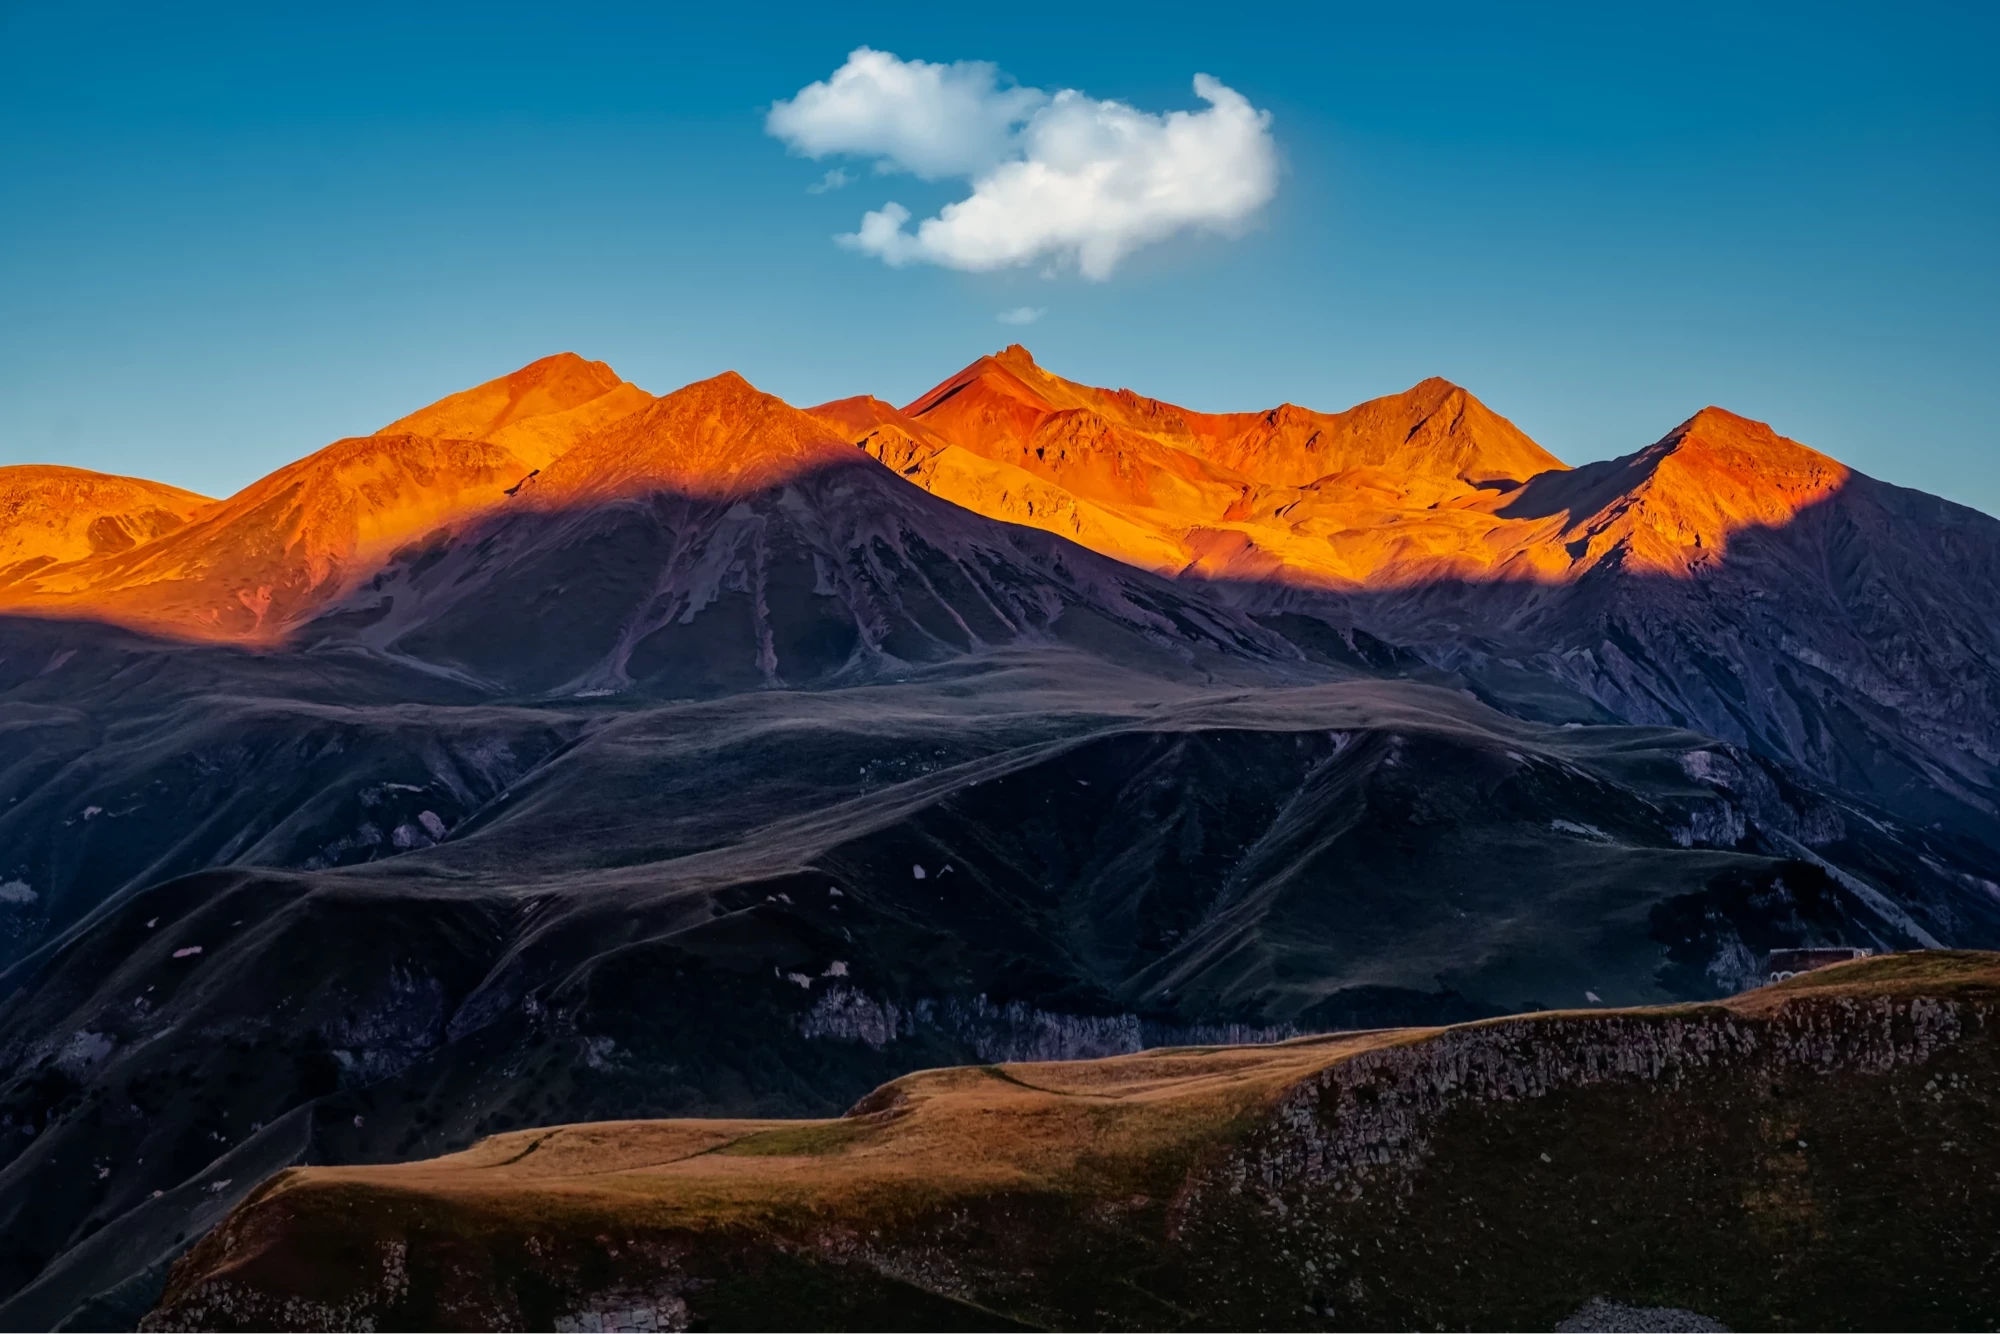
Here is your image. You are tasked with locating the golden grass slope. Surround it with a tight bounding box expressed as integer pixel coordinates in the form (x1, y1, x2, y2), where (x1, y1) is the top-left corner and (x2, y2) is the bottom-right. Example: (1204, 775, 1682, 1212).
(195, 951, 2000, 1229)
(147, 952, 2000, 1332)
(232, 1031, 1392, 1234)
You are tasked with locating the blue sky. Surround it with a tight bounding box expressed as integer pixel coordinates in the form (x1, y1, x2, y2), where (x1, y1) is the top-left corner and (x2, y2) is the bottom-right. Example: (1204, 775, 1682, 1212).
(3, 0, 1995, 513)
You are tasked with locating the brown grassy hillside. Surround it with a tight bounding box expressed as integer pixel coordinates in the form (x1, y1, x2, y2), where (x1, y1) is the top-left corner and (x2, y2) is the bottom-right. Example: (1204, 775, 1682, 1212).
(145, 952, 2000, 1332)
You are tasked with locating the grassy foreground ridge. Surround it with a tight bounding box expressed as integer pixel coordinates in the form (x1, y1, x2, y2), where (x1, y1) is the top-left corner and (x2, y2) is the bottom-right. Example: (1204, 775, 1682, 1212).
(144, 952, 2000, 1331)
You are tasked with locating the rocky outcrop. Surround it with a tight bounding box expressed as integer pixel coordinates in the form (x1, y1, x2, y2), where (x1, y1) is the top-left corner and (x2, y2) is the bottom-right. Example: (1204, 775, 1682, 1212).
(139, 958, 2000, 1331)
(1198, 994, 1977, 1212)
(799, 986, 1297, 1062)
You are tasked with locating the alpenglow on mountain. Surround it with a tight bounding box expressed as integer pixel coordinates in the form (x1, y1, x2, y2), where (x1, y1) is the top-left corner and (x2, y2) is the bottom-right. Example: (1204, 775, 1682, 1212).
(0, 348, 1995, 1329)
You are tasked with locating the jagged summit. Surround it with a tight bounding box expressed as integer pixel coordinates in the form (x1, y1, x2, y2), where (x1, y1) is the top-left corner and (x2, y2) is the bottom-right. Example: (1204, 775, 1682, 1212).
(874, 349, 1580, 586)
(0, 344, 1981, 709)
(903, 350, 1562, 493)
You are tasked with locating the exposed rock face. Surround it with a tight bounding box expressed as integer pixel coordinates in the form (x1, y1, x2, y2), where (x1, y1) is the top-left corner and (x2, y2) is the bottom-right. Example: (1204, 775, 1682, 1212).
(798, 986, 1296, 1060)
(1200, 995, 1977, 1208)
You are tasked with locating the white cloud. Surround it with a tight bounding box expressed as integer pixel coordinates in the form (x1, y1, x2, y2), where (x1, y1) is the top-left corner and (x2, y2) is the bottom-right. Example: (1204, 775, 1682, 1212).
(996, 306, 1046, 325)
(769, 51, 1278, 281)
(806, 168, 852, 194)
(768, 48, 1045, 181)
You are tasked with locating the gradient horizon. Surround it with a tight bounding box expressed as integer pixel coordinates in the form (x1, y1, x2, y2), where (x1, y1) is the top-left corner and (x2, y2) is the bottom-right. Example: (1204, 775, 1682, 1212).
(2, 0, 1995, 515)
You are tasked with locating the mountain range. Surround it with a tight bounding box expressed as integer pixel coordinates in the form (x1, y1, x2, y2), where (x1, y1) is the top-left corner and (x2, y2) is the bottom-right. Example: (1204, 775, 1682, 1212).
(0, 348, 1996, 1327)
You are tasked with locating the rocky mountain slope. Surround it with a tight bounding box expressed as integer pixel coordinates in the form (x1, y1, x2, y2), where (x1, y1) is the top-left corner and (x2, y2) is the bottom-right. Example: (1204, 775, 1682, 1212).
(0, 355, 649, 640)
(1, 640, 1992, 1328)
(0, 349, 1995, 1328)
(0, 468, 211, 579)
(818, 350, 2000, 853)
(300, 369, 1298, 695)
(141, 952, 2000, 1332)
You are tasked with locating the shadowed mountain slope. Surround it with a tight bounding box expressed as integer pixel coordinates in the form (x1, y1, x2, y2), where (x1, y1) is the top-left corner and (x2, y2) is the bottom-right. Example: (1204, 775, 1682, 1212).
(1268, 411, 2000, 846)
(305, 371, 1298, 696)
(3, 639, 1996, 1327)
(815, 352, 2000, 849)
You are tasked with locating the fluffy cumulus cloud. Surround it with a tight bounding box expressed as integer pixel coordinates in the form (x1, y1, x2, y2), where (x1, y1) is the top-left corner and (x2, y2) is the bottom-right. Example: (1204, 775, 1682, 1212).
(767, 50, 1278, 281)
(767, 49, 1045, 181)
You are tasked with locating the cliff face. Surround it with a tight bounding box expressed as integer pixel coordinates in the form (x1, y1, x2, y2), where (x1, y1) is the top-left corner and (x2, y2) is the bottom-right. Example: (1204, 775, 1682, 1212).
(141, 954, 2000, 1332)
(1174, 989, 1993, 1329)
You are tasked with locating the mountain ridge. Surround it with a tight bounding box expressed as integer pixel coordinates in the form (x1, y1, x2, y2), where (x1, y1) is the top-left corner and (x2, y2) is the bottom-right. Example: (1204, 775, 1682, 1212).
(377, 352, 652, 470)
(0, 466, 212, 580)
(1, 349, 1998, 1330)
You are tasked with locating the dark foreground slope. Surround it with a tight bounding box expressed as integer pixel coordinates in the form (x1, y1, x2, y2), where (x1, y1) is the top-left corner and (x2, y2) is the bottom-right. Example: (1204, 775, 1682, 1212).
(145, 952, 2000, 1332)
(7, 646, 1996, 1329)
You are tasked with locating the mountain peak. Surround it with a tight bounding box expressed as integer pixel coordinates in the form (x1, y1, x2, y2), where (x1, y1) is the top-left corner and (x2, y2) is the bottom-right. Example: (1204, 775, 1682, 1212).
(806, 395, 924, 441)
(1657, 406, 1847, 487)
(379, 353, 646, 467)
(533, 372, 855, 501)
(1491, 403, 1858, 575)
(1408, 374, 1467, 397)
(1214, 377, 1564, 489)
